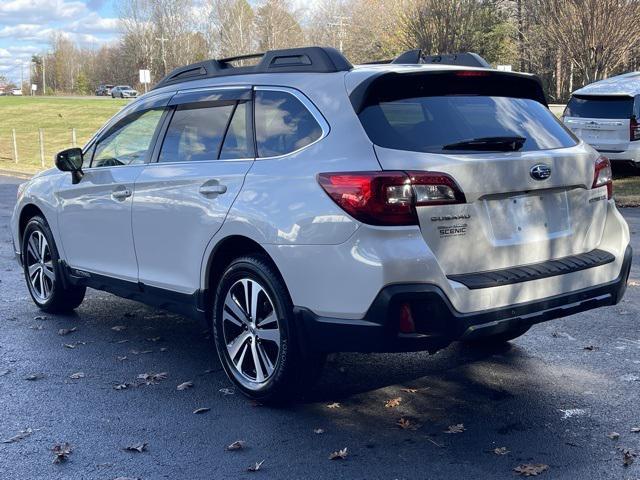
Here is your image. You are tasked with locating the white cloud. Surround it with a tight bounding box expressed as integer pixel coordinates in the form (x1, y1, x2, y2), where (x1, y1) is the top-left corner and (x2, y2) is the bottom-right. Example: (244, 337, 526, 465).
(0, 0, 88, 24)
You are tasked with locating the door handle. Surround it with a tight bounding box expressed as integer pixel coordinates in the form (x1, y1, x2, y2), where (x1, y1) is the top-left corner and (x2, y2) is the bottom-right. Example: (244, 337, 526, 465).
(112, 188, 132, 200)
(199, 184, 227, 195)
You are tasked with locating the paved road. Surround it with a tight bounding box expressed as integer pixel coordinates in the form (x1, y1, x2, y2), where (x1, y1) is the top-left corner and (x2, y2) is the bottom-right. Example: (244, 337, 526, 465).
(0, 174, 639, 479)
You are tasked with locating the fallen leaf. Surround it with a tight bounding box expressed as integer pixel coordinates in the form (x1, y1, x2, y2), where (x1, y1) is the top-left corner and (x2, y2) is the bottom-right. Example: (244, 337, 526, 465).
(123, 442, 148, 453)
(30, 325, 44, 330)
(396, 418, 412, 429)
(160, 347, 168, 352)
(227, 440, 245, 451)
(52, 442, 72, 464)
(583, 345, 598, 351)
(25, 373, 44, 381)
(116, 356, 128, 362)
(130, 349, 152, 355)
(2, 428, 34, 444)
(314, 428, 325, 434)
(69, 372, 85, 379)
(329, 447, 348, 460)
(631, 427, 640, 433)
(607, 432, 620, 440)
(513, 464, 549, 476)
(147, 336, 163, 342)
(177, 381, 193, 391)
(137, 372, 167, 385)
(115, 339, 129, 344)
(326, 402, 341, 409)
(444, 424, 465, 434)
(247, 460, 265, 472)
(493, 447, 509, 455)
(401, 388, 418, 393)
(33, 315, 47, 321)
(193, 407, 210, 414)
(57, 327, 77, 336)
(619, 447, 637, 467)
(219, 388, 235, 395)
(111, 325, 127, 332)
(113, 383, 132, 390)
(385, 397, 402, 408)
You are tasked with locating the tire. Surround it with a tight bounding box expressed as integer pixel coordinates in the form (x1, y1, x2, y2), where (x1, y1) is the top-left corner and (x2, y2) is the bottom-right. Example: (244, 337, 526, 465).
(461, 325, 531, 347)
(212, 254, 325, 403)
(22, 216, 86, 313)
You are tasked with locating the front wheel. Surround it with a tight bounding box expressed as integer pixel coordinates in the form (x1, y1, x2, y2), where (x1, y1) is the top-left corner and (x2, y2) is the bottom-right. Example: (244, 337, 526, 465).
(22, 216, 86, 313)
(212, 255, 324, 402)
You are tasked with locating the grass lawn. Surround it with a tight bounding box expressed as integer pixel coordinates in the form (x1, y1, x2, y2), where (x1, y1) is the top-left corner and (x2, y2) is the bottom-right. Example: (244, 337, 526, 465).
(614, 174, 640, 206)
(0, 96, 128, 174)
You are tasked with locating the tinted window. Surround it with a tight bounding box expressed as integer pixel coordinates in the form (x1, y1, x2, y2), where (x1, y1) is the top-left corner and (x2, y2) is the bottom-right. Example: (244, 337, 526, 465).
(159, 103, 234, 163)
(255, 90, 322, 157)
(564, 95, 633, 119)
(359, 96, 577, 153)
(220, 102, 254, 159)
(92, 108, 163, 167)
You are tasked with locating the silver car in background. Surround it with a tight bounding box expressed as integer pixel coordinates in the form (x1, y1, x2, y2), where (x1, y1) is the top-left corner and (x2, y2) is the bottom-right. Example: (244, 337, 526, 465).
(563, 72, 640, 169)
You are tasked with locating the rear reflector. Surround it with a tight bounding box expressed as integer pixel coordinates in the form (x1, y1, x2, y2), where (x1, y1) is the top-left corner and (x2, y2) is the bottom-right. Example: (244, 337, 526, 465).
(398, 303, 416, 334)
(317, 171, 465, 226)
(592, 155, 613, 199)
(455, 70, 490, 77)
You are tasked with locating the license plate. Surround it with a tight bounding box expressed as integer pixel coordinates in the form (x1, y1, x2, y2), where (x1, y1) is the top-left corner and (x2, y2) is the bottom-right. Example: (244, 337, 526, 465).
(485, 192, 571, 244)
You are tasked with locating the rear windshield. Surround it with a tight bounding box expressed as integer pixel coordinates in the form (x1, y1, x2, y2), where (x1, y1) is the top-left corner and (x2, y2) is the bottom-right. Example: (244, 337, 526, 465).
(564, 95, 634, 119)
(359, 95, 577, 153)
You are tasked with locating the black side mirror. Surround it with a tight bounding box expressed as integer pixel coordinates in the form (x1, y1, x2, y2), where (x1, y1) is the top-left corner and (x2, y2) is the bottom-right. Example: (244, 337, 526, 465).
(55, 148, 84, 184)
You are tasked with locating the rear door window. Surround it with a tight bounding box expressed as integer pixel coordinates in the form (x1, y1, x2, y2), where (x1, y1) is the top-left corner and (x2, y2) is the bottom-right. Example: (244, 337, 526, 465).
(564, 95, 633, 119)
(159, 103, 234, 163)
(254, 90, 322, 157)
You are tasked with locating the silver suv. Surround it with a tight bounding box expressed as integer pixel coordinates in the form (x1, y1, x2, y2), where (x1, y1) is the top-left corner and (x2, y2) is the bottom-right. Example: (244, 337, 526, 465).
(10, 47, 632, 401)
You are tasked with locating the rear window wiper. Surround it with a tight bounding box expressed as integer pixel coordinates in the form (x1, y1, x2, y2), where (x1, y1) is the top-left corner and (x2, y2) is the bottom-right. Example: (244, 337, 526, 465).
(442, 136, 526, 152)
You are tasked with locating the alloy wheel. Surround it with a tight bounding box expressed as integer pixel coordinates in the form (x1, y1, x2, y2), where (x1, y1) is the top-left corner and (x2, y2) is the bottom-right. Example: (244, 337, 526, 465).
(25, 230, 55, 302)
(222, 278, 281, 385)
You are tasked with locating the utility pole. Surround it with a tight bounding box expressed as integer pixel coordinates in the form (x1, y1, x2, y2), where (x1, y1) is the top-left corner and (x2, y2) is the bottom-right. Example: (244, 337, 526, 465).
(42, 55, 46, 96)
(328, 15, 350, 53)
(156, 36, 168, 77)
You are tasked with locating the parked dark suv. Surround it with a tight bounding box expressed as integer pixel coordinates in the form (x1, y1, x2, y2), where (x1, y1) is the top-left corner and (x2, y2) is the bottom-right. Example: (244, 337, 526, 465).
(95, 84, 114, 96)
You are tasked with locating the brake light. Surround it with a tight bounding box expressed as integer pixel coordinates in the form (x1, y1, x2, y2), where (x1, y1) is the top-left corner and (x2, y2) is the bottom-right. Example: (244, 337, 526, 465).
(455, 70, 490, 77)
(631, 116, 640, 141)
(317, 171, 465, 226)
(592, 155, 613, 199)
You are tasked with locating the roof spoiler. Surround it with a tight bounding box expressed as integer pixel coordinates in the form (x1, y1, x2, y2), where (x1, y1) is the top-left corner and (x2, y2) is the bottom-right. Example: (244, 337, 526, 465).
(153, 47, 353, 90)
(391, 50, 491, 68)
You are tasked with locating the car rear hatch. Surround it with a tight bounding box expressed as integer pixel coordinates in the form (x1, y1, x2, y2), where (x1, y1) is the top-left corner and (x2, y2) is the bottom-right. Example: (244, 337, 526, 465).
(563, 94, 637, 152)
(351, 69, 608, 276)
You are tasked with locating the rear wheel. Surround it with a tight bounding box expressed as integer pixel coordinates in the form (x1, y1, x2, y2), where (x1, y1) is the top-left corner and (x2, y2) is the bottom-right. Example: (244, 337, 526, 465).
(22, 216, 86, 313)
(212, 254, 324, 402)
(461, 325, 531, 347)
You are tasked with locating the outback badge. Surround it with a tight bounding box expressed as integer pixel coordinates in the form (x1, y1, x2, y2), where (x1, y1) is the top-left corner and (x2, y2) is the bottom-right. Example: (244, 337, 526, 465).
(530, 163, 551, 181)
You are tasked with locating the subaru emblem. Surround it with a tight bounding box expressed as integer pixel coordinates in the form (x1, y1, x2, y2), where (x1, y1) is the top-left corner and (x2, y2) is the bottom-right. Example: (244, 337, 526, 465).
(530, 163, 551, 181)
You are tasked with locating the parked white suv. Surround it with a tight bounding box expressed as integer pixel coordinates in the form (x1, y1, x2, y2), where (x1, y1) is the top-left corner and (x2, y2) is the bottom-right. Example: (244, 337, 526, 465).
(563, 72, 640, 168)
(11, 47, 632, 401)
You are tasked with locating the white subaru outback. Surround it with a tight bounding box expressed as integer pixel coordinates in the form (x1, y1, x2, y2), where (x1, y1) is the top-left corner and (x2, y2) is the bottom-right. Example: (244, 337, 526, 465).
(10, 47, 632, 401)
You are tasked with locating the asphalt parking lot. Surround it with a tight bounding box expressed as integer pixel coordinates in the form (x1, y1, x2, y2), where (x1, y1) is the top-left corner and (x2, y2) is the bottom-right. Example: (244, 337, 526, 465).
(0, 174, 639, 480)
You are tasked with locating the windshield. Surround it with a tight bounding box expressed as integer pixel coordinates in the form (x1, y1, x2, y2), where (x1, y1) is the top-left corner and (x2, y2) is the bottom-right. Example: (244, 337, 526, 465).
(359, 95, 577, 153)
(564, 95, 634, 119)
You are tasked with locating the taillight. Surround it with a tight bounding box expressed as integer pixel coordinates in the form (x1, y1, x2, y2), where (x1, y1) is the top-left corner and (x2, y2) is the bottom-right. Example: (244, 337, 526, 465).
(630, 116, 640, 141)
(592, 155, 613, 199)
(317, 171, 465, 226)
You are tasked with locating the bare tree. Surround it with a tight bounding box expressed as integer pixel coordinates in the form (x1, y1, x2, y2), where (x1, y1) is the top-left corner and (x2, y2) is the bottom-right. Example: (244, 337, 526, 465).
(255, 0, 304, 51)
(532, 0, 640, 84)
(206, 0, 256, 58)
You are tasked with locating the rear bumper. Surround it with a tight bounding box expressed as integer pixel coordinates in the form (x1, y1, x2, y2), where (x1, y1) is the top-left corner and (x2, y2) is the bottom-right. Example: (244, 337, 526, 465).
(296, 244, 632, 353)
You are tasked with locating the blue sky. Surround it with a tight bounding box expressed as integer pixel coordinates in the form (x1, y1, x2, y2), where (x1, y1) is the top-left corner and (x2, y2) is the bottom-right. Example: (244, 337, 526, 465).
(0, 0, 120, 83)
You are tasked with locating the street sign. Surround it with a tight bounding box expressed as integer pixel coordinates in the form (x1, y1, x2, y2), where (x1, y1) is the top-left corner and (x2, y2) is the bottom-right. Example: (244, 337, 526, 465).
(139, 69, 151, 84)
(31, 84, 37, 91)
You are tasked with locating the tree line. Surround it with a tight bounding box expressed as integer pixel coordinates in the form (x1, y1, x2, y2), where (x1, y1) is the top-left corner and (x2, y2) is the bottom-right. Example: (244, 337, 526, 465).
(25, 0, 640, 102)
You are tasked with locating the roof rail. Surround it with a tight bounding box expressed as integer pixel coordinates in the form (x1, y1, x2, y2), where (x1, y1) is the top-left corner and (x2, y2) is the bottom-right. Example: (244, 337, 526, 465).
(391, 50, 491, 68)
(153, 46, 353, 90)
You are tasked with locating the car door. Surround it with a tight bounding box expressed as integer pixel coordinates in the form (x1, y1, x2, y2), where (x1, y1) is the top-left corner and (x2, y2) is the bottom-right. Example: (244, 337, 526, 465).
(132, 87, 255, 294)
(56, 95, 171, 282)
